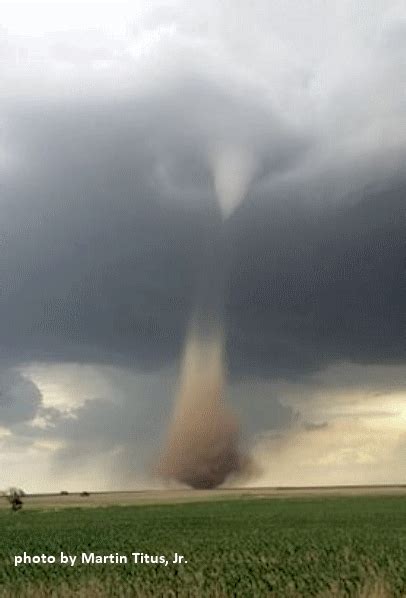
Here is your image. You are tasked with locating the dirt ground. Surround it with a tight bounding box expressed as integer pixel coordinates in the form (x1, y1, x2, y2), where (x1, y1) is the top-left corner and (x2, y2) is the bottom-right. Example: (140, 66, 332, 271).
(2, 485, 406, 510)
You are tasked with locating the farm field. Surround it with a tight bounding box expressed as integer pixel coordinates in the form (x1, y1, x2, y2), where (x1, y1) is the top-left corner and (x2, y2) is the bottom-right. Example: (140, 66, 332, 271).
(1, 494, 406, 597)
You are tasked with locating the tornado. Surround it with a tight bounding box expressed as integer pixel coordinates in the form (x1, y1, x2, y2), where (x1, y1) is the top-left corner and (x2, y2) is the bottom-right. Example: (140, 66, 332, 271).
(158, 146, 257, 489)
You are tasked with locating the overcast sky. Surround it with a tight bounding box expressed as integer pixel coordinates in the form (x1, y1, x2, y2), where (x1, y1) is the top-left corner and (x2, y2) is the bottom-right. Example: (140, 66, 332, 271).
(0, 0, 405, 492)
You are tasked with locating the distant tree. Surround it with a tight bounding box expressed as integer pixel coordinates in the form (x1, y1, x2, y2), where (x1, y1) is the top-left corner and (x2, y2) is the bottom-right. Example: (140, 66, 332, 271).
(60, 491, 69, 495)
(80, 491, 90, 497)
(7, 488, 24, 511)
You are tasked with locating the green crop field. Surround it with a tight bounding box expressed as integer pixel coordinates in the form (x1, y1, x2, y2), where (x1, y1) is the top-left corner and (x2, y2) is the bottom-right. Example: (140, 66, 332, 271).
(1, 496, 406, 597)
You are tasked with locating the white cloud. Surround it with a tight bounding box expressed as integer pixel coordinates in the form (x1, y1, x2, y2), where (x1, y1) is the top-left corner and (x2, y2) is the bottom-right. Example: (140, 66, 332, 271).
(0, 0, 404, 204)
(248, 362, 406, 486)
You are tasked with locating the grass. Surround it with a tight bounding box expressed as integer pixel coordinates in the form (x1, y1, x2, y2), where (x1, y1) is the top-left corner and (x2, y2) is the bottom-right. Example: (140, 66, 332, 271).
(1, 496, 406, 596)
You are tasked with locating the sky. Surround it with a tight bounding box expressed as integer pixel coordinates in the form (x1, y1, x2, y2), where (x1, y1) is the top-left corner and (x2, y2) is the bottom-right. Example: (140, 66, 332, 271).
(0, 0, 405, 492)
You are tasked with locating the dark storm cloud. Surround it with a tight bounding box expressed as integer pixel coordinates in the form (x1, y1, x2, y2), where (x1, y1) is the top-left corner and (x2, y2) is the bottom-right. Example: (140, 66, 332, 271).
(0, 87, 404, 380)
(0, 78, 311, 371)
(226, 180, 406, 380)
(0, 96, 205, 368)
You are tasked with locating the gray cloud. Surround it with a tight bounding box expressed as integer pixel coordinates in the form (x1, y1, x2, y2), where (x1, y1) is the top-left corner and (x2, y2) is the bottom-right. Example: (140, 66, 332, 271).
(0, 369, 41, 426)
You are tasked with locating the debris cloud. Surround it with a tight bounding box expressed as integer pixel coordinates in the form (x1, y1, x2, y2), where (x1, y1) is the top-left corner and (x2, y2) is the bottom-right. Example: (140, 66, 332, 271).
(159, 327, 245, 489)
